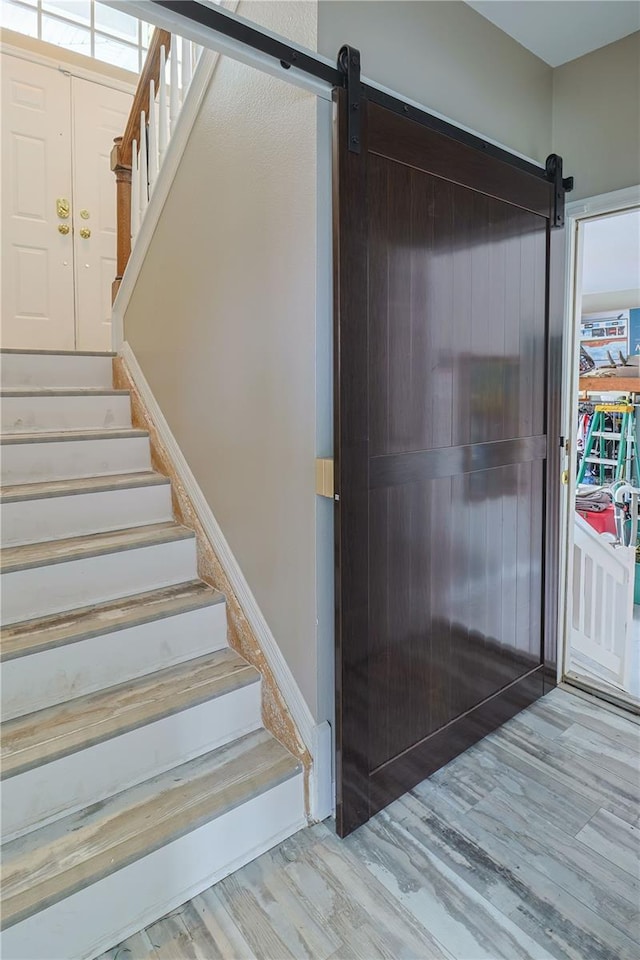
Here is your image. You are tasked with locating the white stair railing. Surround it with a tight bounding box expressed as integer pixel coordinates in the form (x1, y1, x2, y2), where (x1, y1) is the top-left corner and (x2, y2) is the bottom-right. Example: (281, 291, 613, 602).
(131, 37, 202, 248)
(570, 512, 634, 690)
(111, 30, 203, 299)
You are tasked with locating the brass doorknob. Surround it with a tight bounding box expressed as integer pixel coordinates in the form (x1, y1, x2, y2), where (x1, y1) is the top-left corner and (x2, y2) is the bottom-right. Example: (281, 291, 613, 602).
(79, 227, 91, 239)
(58, 223, 70, 235)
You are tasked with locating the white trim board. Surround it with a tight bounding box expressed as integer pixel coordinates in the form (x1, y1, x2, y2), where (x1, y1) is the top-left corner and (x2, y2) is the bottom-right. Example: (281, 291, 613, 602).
(119, 342, 332, 823)
(103, 0, 333, 101)
(566, 185, 640, 220)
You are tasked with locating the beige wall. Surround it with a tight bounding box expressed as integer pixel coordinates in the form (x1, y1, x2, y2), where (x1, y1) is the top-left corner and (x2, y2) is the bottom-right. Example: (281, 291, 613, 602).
(318, 0, 553, 163)
(553, 32, 640, 201)
(124, 2, 326, 717)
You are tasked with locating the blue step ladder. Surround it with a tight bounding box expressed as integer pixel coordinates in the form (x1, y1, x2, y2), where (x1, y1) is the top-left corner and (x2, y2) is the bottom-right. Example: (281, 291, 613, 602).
(577, 402, 639, 485)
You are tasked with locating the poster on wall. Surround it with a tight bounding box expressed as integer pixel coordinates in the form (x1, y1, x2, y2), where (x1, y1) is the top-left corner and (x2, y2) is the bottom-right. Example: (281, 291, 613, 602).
(580, 310, 630, 367)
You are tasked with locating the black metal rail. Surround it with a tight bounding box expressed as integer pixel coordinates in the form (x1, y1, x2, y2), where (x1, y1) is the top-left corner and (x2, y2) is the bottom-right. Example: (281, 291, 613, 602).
(151, 0, 342, 85)
(150, 0, 573, 216)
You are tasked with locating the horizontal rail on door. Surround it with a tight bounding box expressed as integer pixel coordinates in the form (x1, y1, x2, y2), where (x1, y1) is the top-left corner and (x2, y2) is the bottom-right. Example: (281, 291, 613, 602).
(148, 0, 564, 187)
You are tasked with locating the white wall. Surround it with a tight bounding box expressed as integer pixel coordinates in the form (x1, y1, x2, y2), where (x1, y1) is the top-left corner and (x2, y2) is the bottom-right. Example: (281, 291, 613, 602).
(318, 0, 553, 163)
(123, 1, 330, 719)
(553, 32, 640, 200)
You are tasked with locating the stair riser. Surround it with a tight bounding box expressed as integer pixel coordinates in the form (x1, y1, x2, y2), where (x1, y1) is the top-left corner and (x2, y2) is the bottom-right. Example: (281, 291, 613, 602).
(1, 681, 262, 841)
(0, 538, 198, 625)
(1, 395, 132, 434)
(0, 353, 113, 389)
(1, 436, 151, 486)
(1, 602, 227, 722)
(1, 483, 173, 547)
(0, 773, 304, 959)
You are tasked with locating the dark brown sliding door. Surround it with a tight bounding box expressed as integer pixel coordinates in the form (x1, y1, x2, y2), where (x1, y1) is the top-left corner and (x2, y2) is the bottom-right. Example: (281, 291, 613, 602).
(334, 93, 564, 838)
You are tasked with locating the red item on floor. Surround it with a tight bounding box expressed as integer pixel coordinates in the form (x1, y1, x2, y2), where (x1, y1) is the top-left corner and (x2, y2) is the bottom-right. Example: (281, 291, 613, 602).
(577, 504, 616, 536)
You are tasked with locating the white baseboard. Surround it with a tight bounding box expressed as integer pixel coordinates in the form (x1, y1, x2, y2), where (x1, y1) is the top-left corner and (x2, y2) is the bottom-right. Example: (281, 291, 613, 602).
(120, 342, 332, 821)
(311, 720, 333, 822)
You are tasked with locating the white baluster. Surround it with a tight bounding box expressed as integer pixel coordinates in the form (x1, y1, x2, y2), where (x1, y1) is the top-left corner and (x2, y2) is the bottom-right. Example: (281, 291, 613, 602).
(148, 78, 158, 191)
(131, 139, 140, 244)
(158, 44, 168, 165)
(181, 36, 191, 95)
(139, 109, 148, 218)
(170, 37, 179, 135)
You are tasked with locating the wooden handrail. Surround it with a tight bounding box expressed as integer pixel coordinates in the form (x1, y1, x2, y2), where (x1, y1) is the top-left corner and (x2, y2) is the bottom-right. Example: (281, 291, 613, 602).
(111, 28, 171, 301)
(121, 28, 171, 167)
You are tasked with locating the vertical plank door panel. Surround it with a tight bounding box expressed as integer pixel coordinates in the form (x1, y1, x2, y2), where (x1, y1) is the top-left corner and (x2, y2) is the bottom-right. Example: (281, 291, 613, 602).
(334, 92, 561, 837)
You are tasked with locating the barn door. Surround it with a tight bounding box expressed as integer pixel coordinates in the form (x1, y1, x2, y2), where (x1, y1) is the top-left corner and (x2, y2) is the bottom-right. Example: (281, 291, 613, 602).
(334, 89, 565, 838)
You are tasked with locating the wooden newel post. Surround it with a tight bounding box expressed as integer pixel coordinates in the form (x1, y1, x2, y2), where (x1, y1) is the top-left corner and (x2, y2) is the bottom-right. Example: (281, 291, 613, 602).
(111, 135, 132, 304)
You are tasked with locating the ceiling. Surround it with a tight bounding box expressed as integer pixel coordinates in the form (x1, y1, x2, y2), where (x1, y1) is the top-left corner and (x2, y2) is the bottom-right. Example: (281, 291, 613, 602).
(466, 1, 640, 66)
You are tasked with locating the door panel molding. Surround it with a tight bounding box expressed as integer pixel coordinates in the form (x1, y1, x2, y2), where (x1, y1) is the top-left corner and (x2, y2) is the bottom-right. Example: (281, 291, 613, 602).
(1, 53, 74, 349)
(369, 436, 548, 487)
(1, 51, 132, 352)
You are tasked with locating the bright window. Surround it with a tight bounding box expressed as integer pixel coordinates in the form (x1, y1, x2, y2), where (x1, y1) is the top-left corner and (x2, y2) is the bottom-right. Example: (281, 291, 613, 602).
(0, 0, 150, 71)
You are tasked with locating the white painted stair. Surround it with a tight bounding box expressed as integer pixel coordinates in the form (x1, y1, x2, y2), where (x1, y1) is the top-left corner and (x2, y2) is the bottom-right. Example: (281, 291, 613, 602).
(0, 350, 305, 960)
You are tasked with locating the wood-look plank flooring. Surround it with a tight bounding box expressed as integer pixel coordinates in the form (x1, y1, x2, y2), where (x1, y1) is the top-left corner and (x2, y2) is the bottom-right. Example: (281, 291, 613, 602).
(101, 688, 640, 960)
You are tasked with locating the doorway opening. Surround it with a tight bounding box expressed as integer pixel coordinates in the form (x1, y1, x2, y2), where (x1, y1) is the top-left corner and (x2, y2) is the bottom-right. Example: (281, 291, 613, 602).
(561, 190, 640, 712)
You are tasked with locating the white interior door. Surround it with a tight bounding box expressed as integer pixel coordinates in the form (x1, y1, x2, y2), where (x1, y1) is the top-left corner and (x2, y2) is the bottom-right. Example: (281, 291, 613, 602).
(72, 77, 132, 352)
(1, 54, 75, 350)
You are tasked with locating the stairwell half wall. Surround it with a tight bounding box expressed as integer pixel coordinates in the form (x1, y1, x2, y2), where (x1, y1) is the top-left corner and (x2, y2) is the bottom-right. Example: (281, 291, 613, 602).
(121, 2, 333, 736)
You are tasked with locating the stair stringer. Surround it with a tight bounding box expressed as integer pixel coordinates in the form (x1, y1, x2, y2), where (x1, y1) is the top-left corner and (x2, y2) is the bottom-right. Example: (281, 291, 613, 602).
(113, 346, 319, 817)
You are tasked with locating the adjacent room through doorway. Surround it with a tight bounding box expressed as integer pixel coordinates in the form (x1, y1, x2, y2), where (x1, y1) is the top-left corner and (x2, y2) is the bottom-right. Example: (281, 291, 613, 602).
(563, 199, 640, 710)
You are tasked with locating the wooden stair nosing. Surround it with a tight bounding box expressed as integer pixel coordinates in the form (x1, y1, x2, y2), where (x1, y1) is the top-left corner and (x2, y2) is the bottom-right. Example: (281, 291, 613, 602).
(1, 730, 301, 931)
(0, 471, 170, 504)
(0, 581, 224, 662)
(0, 428, 148, 445)
(0, 348, 116, 357)
(1, 650, 259, 780)
(0, 522, 195, 575)
(0, 388, 129, 397)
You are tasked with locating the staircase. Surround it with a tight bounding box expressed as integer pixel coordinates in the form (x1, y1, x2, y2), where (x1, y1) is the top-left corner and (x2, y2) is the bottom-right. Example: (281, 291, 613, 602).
(0, 349, 305, 960)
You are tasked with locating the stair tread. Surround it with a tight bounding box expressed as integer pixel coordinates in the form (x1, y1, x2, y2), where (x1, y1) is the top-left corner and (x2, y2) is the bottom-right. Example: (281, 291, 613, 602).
(0, 471, 169, 504)
(1, 729, 299, 930)
(0, 427, 147, 445)
(0, 388, 129, 397)
(0, 522, 194, 575)
(1, 649, 259, 779)
(0, 580, 224, 662)
(0, 348, 115, 357)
